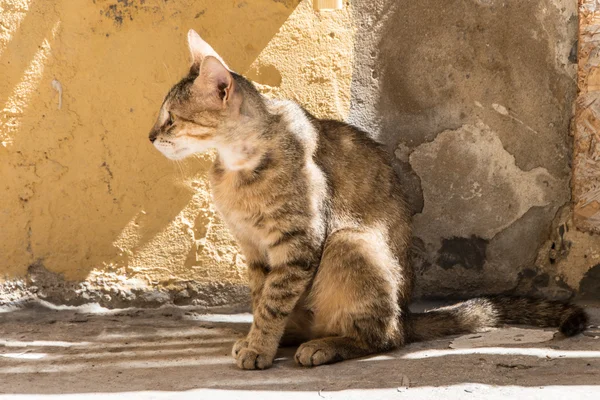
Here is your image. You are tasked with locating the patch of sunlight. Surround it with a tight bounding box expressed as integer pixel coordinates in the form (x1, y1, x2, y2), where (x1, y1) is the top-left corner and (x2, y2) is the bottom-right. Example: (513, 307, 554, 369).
(51, 19, 61, 39)
(185, 313, 253, 324)
(0, 352, 46, 360)
(0, 305, 21, 314)
(0, 21, 59, 147)
(0, 356, 232, 374)
(0, 0, 32, 58)
(34, 299, 113, 313)
(37, 346, 221, 362)
(112, 211, 144, 259)
(245, 0, 356, 121)
(0, 339, 90, 348)
(357, 354, 395, 362)
(402, 347, 600, 360)
(96, 326, 232, 341)
(91, 337, 235, 349)
(1, 337, 233, 351)
(217, 376, 319, 388)
(0, 385, 598, 400)
(110, 178, 211, 278)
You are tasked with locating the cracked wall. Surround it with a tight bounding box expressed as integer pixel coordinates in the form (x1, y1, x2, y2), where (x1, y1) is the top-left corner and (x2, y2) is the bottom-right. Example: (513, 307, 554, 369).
(0, 0, 354, 308)
(350, 0, 599, 300)
(2, 0, 598, 308)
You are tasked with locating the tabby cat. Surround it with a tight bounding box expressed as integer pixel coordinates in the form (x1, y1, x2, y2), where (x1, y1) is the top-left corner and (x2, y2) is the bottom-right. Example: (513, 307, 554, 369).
(149, 30, 588, 370)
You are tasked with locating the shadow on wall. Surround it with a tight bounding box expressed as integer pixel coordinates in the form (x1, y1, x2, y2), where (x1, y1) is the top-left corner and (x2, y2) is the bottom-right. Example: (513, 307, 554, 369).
(0, 0, 300, 303)
(349, 0, 578, 299)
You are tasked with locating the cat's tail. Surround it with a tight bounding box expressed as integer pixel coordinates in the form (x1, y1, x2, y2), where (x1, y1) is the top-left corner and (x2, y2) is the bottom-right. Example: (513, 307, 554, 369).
(406, 295, 588, 343)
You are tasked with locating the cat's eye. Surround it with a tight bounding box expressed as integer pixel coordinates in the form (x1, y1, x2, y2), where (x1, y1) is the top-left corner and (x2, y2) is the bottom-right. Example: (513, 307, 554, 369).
(166, 112, 174, 126)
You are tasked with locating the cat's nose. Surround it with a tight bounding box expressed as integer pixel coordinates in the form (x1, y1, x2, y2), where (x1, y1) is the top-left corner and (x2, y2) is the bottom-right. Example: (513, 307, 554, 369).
(149, 130, 158, 143)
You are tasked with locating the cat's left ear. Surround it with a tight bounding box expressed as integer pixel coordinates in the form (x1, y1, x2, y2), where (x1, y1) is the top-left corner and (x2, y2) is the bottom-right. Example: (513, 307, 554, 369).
(198, 56, 237, 110)
(187, 29, 230, 71)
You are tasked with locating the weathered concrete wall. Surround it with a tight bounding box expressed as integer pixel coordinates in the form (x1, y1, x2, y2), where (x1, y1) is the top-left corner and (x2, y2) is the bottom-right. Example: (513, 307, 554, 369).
(2, 0, 598, 308)
(350, 0, 599, 300)
(0, 0, 354, 308)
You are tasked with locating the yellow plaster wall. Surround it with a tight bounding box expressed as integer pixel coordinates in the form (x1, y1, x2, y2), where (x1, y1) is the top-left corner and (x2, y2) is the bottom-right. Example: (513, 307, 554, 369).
(0, 0, 354, 306)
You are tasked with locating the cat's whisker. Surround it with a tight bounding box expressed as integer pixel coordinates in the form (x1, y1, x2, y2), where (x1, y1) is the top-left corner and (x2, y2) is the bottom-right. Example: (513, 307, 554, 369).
(178, 160, 186, 178)
(172, 160, 185, 180)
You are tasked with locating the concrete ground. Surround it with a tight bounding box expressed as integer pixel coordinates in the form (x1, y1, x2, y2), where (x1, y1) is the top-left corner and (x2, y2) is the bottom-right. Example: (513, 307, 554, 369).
(0, 302, 599, 399)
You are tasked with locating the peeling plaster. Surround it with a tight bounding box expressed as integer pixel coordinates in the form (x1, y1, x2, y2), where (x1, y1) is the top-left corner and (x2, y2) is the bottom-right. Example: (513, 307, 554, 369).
(411, 122, 563, 244)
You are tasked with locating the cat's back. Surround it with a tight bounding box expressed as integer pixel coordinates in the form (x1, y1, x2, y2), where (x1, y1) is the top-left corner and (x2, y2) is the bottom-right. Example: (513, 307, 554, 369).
(270, 101, 401, 214)
(315, 118, 390, 176)
(264, 99, 409, 238)
(312, 117, 410, 233)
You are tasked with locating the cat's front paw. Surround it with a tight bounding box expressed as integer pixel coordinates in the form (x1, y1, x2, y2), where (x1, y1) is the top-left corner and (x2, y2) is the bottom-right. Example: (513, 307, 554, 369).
(295, 340, 342, 367)
(236, 347, 274, 370)
(232, 338, 250, 358)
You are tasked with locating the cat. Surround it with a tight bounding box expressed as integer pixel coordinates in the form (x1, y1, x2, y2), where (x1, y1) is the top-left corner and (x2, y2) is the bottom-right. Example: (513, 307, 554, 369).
(149, 29, 588, 370)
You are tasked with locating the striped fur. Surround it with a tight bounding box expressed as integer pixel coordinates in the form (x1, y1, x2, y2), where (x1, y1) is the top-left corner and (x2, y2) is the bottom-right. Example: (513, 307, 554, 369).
(149, 30, 588, 370)
(407, 296, 588, 342)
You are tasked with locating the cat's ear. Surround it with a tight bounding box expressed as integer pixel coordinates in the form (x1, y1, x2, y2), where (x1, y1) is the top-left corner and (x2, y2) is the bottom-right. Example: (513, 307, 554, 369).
(198, 56, 236, 109)
(187, 29, 230, 71)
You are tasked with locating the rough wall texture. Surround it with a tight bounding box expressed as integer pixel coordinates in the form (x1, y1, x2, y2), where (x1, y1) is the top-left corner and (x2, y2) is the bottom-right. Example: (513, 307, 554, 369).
(1, 0, 598, 308)
(0, 0, 354, 308)
(350, 0, 599, 300)
(574, 1, 600, 232)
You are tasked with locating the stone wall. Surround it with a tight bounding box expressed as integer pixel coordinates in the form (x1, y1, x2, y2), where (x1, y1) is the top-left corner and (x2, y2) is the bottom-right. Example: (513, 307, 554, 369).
(1, 0, 598, 308)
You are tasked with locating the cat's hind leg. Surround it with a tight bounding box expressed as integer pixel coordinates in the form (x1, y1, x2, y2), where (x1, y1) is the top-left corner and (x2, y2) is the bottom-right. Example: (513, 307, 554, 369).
(296, 228, 408, 367)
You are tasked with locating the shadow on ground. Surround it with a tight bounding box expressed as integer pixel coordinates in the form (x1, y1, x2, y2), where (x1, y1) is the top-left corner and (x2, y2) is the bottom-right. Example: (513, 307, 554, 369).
(0, 303, 598, 395)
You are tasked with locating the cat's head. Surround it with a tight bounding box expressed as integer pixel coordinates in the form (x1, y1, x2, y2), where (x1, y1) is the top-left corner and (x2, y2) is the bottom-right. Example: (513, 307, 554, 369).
(149, 30, 261, 160)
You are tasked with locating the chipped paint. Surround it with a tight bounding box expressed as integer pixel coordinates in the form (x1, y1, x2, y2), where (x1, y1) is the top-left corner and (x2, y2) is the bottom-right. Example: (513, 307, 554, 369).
(411, 122, 563, 243)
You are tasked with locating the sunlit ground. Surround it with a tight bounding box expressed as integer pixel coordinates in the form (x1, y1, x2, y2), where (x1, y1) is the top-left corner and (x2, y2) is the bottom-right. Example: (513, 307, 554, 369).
(0, 385, 598, 400)
(0, 302, 598, 399)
